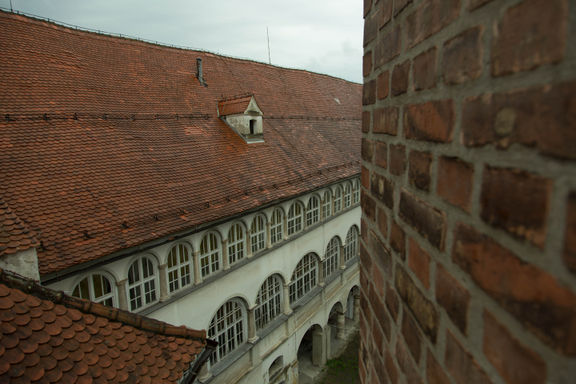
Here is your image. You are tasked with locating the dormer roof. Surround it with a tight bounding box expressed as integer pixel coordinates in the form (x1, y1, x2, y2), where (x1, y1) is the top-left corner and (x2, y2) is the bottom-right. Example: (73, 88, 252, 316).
(218, 95, 262, 117)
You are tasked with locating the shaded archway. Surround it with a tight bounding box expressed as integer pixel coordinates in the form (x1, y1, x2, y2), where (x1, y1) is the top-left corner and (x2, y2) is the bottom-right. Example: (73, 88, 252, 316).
(327, 302, 345, 358)
(297, 324, 325, 384)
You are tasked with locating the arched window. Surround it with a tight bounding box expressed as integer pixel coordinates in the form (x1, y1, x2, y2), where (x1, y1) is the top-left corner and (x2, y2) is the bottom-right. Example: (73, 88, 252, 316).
(323, 237, 341, 278)
(73, 273, 115, 307)
(200, 232, 221, 278)
(269, 356, 284, 382)
(270, 209, 284, 245)
(290, 253, 318, 304)
(251, 215, 267, 254)
(208, 299, 246, 364)
(322, 190, 332, 219)
(228, 223, 245, 265)
(344, 226, 359, 262)
(128, 256, 158, 311)
(333, 186, 342, 213)
(306, 195, 320, 227)
(255, 275, 283, 330)
(343, 182, 352, 208)
(353, 179, 360, 204)
(287, 202, 303, 236)
(167, 244, 192, 293)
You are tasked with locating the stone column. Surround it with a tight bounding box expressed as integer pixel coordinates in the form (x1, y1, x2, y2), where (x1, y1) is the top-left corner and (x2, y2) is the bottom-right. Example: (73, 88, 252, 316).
(266, 221, 272, 248)
(339, 245, 346, 270)
(337, 312, 346, 339)
(115, 279, 129, 311)
(318, 262, 325, 287)
(283, 215, 288, 239)
(222, 239, 229, 270)
(320, 198, 325, 221)
(198, 363, 211, 382)
(312, 327, 325, 366)
(283, 282, 293, 315)
(246, 231, 253, 258)
(158, 264, 169, 301)
(248, 306, 259, 343)
(354, 294, 360, 322)
(193, 250, 203, 284)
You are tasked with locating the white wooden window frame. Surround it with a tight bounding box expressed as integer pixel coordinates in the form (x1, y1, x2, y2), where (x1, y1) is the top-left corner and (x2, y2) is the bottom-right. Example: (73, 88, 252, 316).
(127, 256, 158, 311)
(251, 215, 266, 254)
(289, 253, 318, 304)
(306, 195, 320, 227)
(287, 202, 303, 236)
(255, 275, 283, 330)
(167, 243, 193, 293)
(322, 190, 332, 219)
(270, 208, 284, 245)
(344, 226, 359, 262)
(323, 237, 340, 278)
(208, 299, 247, 364)
(72, 273, 116, 307)
(200, 232, 222, 278)
(228, 223, 246, 265)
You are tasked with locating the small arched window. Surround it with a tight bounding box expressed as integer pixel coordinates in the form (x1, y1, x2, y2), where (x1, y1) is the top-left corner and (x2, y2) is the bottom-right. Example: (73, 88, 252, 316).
(353, 179, 361, 204)
(255, 275, 283, 330)
(200, 232, 221, 278)
(306, 195, 320, 227)
(128, 256, 158, 311)
(322, 190, 332, 219)
(343, 182, 352, 208)
(333, 186, 342, 213)
(344, 226, 359, 262)
(251, 215, 267, 254)
(167, 244, 193, 293)
(289, 253, 318, 304)
(228, 223, 245, 265)
(208, 299, 247, 364)
(73, 273, 115, 307)
(287, 202, 303, 236)
(323, 237, 341, 278)
(270, 209, 284, 245)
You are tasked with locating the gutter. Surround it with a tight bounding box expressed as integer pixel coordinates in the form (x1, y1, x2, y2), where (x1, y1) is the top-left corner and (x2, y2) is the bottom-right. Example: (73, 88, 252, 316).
(181, 339, 218, 384)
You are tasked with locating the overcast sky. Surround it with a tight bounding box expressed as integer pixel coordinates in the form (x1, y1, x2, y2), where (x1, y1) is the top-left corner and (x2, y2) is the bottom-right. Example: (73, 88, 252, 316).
(0, 0, 363, 83)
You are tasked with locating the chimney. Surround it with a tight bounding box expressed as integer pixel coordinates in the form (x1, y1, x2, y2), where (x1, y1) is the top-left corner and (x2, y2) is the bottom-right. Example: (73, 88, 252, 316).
(196, 58, 206, 86)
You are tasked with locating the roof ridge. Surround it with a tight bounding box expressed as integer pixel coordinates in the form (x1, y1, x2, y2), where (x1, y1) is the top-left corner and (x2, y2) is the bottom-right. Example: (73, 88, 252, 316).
(218, 93, 254, 103)
(0, 267, 207, 341)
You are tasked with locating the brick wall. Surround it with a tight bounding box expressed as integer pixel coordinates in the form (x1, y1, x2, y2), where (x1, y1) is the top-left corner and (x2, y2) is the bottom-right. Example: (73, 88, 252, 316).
(360, 0, 576, 383)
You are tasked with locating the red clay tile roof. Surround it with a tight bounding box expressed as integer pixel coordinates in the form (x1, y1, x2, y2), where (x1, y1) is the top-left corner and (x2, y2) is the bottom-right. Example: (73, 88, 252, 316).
(0, 11, 362, 277)
(0, 267, 212, 383)
(218, 95, 254, 116)
(0, 200, 39, 257)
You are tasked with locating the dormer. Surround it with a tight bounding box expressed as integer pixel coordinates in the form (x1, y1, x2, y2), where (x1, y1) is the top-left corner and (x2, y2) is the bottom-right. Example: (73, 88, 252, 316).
(218, 94, 264, 143)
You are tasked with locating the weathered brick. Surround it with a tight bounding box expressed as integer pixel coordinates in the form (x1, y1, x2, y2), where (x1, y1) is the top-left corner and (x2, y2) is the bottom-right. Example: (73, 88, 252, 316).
(374, 141, 388, 169)
(481, 166, 551, 248)
(402, 310, 422, 363)
(427, 352, 451, 384)
(390, 220, 406, 259)
(405, 0, 460, 48)
(483, 311, 547, 384)
(437, 156, 473, 212)
(394, 0, 413, 16)
(453, 223, 576, 355)
(492, 0, 567, 76)
(436, 264, 470, 334)
(405, 100, 454, 143)
(408, 238, 430, 288)
(372, 311, 385, 352)
(385, 350, 399, 384)
(370, 285, 392, 341)
(362, 138, 374, 163)
(377, 70, 390, 100)
(445, 331, 492, 384)
(564, 192, 576, 274)
(377, 206, 388, 239)
(399, 190, 446, 250)
(373, 106, 398, 135)
(389, 144, 406, 176)
(442, 26, 483, 85)
(462, 82, 576, 160)
(364, 0, 372, 17)
(413, 47, 436, 91)
(360, 242, 372, 275)
(374, 355, 388, 384)
(361, 166, 370, 189)
(378, 0, 393, 29)
(392, 60, 410, 96)
(408, 150, 432, 191)
(362, 111, 371, 133)
(364, 10, 378, 47)
(374, 25, 401, 68)
(363, 79, 376, 106)
(385, 283, 400, 322)
(362, 190, 377, 221)
(396, 337, 423, 384)
(395, 265, 439, 343)
(363, 51, 373, 77)
(468, 0, 493, 10)
(371, 172, 394, 208)
(370, 230, 393, 278)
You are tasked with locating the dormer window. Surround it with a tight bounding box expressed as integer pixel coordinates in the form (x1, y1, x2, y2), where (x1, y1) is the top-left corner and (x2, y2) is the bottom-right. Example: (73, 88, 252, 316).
(218, 94, 264, 143)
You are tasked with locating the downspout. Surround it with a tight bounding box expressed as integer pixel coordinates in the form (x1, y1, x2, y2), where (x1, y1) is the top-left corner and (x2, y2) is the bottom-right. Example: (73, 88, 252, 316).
(180, 339, 218, 384)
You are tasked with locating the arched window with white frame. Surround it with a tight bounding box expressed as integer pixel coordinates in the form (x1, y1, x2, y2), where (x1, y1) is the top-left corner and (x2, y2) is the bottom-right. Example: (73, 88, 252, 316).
(333, 186, 342, 213)
(208, 299, 247, 364)
(343, 182, 352, 208)
(270, 208, 284, 245)
(127, 256, 158, 311)
(306, 195, 320, 227)
(289, 253, 318, 304)
(227, 223, 246, 265)
(353, 179, 361, 204)
(344, 226, 359, 262)
(287, 202, 304, 236)
(323, 237, 341, 278)
(255, 274, 283, 330)
(72, 273, 116, 307)
(251, 215, 267, 254)
(200, 232, 221, 278)
(167, 244, 193, 293)
(322, 190, 332, 219)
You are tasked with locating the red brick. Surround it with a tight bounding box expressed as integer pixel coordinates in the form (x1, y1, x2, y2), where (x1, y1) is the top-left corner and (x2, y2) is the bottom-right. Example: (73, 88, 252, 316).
(436, 265, 470, 334)
(399, 190, 446, 250)
(391, 60, 410, 96)
(462, 82, 576, 160)
(483, 311, 547, 384)
(442, 26, 483, 85)
(468, 0, 493, 10)
(445, 331, 492, 384)
(377, 71, 390, 100)
(364, 10, 378, 47)
(377, 206, 388, 239)
(369, 284, 392, 341)
(369, 230, 393, 278)
(378, 0, 393, 29)
(481, 166, 551, 248)
(362, 111, 371, 133)
(427, 352, 451, 384)
(453, 223, 576, 355)
(394, 0, 413, 16)
(437, 156, 474, 212)
(374, 25, 401, 68)
(396, 337, 423, 384)
(364, 0, 372, 16)
(361, 166, 370, 189)
(408, 150, 432, 191)
(362, 138, 374, 163)
(363, 51, 373, 77)
(385, 350, 399, 384)
(413, 47, 436, 91)
(564, 192, 576, 274)
(402, 310, 422, 363)
(373, 106, 398, 135)
(389, 144, 406, 176)
(405, 100, 454, 143)
(385, 283, 400, 322)
(405, 0, 460, 48)
(374, 141, 388, 169)
(362, 190, 377, 221)
(371, 172, 394, 209)
(492, 0, 567, 76)
(408, 238, 430, 288)
(390, 220, 406, 259)
(372, 313, 385, 352)
(363, 79, 376, 105)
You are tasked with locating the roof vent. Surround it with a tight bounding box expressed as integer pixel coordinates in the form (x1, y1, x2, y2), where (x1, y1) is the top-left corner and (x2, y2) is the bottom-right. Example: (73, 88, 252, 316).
(196, 58, 207, 87)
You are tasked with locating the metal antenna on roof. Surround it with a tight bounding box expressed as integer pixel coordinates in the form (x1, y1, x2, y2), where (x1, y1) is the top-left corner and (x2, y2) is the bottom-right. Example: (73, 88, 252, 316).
(10, 0, 14, 12)
(266, 27, 271, 65)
